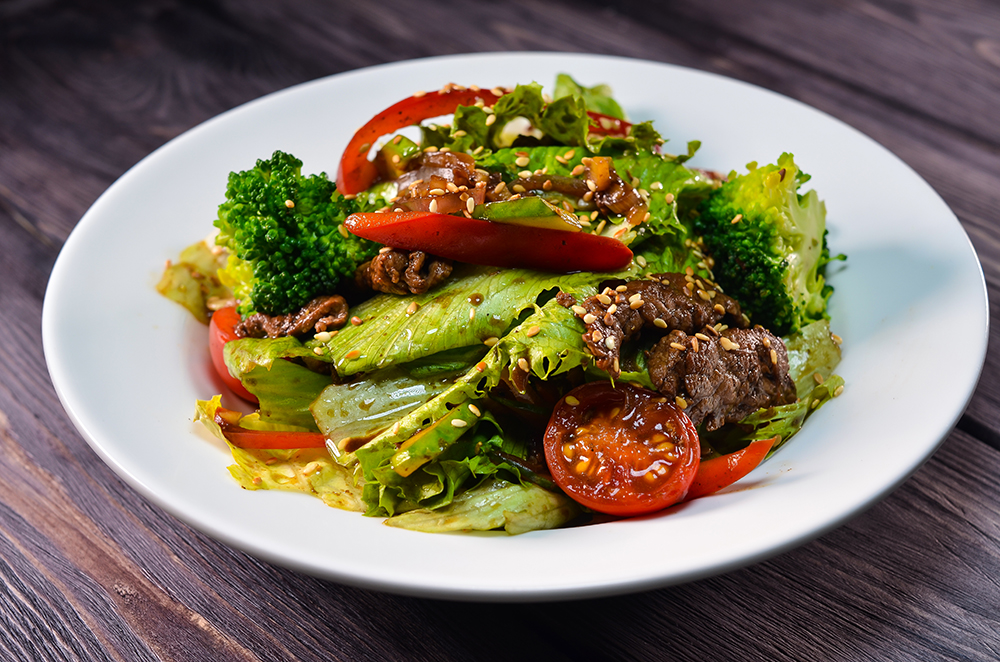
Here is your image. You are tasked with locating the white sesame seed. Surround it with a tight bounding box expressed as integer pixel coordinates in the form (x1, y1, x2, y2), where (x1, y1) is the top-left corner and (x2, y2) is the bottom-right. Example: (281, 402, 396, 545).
(583, 313, 597, 324)
(605, 337, 616, 350)
(429, 199, 438, 213)
(485, 114, 497, 126)
(565, 395, 580, 406)
(451, 419, 469, 428)
(517, 357, 530, 372)
(653, 318, 668, 329)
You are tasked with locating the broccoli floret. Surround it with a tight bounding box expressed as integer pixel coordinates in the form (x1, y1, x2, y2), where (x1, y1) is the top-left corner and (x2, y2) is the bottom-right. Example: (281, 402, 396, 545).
(693, 153, 840, 335)
(214, 151, 379, 315)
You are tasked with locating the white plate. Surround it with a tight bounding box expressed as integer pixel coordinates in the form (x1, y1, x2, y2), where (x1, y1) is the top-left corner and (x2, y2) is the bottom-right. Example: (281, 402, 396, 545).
(42, 53, 988, 601)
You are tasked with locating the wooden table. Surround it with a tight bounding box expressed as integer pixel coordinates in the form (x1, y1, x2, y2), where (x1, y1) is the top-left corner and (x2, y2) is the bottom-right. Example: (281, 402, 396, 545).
(3, 1, 999, 659)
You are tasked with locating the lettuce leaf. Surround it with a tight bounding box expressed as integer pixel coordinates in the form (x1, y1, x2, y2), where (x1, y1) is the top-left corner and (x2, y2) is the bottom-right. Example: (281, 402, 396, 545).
(308, 265, 617, 376)
(223, 337, 331, 430)
(384, 478, 580, 534)
(553, 73, 625, 120)
(157, 240, 231, 323)
(194, 396, 364, 511)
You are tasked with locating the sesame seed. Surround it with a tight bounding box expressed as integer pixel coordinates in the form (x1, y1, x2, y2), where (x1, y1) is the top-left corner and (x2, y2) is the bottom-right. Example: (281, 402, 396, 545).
(451, 419, 469, 428)
(542, 179, 553, 191)
(650, 181, 663, 190)
(468, 404, 482, 418)
(491, 86, 504, 96)
(586, 179, 597, 192)
(607, 304, 618, 314)
(466, 197, 475, 213)
(731, 213, 743, 224)
(469, 307, 476, 321)
(446, 182, 459, 192)
(597, 294, 612, 305)
(284, 199, 295, 208)
(653, 318, 668, 329)
(555, 155, 568, 165)
(572, 305, 587, 316)
(571, 164, 585, 176)
(338, 225, 349, 238)
(512, 184, 526, 193)
(429, 199, 439, 213)
(345, 350, 361, 360)
(314, 331, 332, 343)
(719, 337, 740, 351)
(592, 329, 603, 341)
(429, 188, 445, 196)
(391, 154, 401, 165)
(605, 337, 616, 350)
(813, 372, 825, 384)
(833, 385, 844, 397)
(629, 299, 644, 309)
(413, 90, 426, 97)
(636, 255, 648, 267)
(313, 346, 324, 355)
(594, 219, 606, 234)
(695, 332, 710, 341)
(665, 193, 675, 204)
(697, 289, 711, 302)
(675, 396, 688, 409)
(483, 336, 499, 346)
(517, 357, 530, 372)
(485, 114, 497, 126)
(831, 333, 843, 345)
(406, 301, 420, 315)
(670, 342, 686, 351)
(811, 399, 821, 409)
(714, 303, 726, 314)
(564, 149, 576, 159)
(762, 337, 771, 348)
(770, 349, 779, 364)
(526, 325, 541, 337)
(583, 313, 597, 324)
(627, 293, 641, 303)
(691, 337, 700, 352)
(515, 156, 530, 167)
(565, 395, 580, 406)
(379, 246, 393, 254)
(583, 191, 594, 202)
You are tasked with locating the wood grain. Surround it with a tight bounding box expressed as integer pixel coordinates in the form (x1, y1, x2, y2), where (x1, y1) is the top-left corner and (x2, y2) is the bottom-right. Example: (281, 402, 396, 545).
(1, 0, 999, 659)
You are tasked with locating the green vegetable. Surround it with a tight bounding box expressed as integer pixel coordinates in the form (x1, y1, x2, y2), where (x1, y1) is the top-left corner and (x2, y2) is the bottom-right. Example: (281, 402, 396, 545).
(553, 73, 626, 120)
(472, 197, 584, 232)
(384, 478, 580, 534)
(214, 150, 380, 315)
(156, 240, 231, 323)
(693, 153, 843, 334)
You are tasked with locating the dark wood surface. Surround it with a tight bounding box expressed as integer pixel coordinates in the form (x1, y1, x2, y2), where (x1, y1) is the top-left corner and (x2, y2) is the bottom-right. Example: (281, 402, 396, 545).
(2, 0, 999, 659)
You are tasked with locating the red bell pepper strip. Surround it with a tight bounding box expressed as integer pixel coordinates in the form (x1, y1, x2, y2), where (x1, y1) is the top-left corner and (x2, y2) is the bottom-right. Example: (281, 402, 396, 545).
(336, 86, 507, 195)
(586, 111, 633, 137)
(214, 408, 327, 450)
(686, 436, 778, 500)
(344, 211, 634, 273)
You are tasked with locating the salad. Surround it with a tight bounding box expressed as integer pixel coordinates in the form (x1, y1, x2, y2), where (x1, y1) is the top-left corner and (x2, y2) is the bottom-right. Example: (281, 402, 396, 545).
(159, 75, 844, 534)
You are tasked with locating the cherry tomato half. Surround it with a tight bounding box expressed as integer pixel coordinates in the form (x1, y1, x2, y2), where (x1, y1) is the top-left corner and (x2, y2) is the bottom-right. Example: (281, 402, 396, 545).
(209, 307, 258, 404)
(543, 382, 700, 516)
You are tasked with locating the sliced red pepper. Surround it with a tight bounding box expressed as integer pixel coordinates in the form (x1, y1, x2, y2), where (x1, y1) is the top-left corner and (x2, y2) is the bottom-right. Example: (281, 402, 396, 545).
(344, 211, 633, 272)
(686, 436, 778, 500)
(214, 408, 326, 450)
(336, 86, 507, 195)
(586, 111, 633, 137)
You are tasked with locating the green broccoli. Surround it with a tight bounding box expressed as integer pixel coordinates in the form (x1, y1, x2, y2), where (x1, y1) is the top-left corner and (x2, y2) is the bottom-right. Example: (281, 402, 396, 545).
(692, 153, 841, 335)
(214, 150, 379, 315)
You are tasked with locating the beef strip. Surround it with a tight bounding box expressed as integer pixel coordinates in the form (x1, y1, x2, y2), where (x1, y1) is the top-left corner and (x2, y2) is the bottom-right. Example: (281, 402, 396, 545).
(356, 248, 452, 295)
(236, 295, 349, 339)
(647, 326, 797, 431)
(568, 272, 746, 377)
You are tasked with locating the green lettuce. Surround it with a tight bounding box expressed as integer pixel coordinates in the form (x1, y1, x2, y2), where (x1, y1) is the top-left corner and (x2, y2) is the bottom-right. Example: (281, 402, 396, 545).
(307, 265, 619, 376)
(194, 396, 364, 511)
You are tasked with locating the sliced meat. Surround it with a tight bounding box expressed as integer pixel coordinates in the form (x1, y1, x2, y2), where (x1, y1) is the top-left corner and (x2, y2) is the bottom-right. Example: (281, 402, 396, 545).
(647, 326, 797, 431)
(568, 272, 746, 377)
(236, 295, 349, 339)
(356, 248, 452, 295)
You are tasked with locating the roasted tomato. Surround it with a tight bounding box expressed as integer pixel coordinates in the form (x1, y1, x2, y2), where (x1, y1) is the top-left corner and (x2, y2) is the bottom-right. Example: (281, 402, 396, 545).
(543, 382, 700, 516)
(209, 307, 258, 404)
